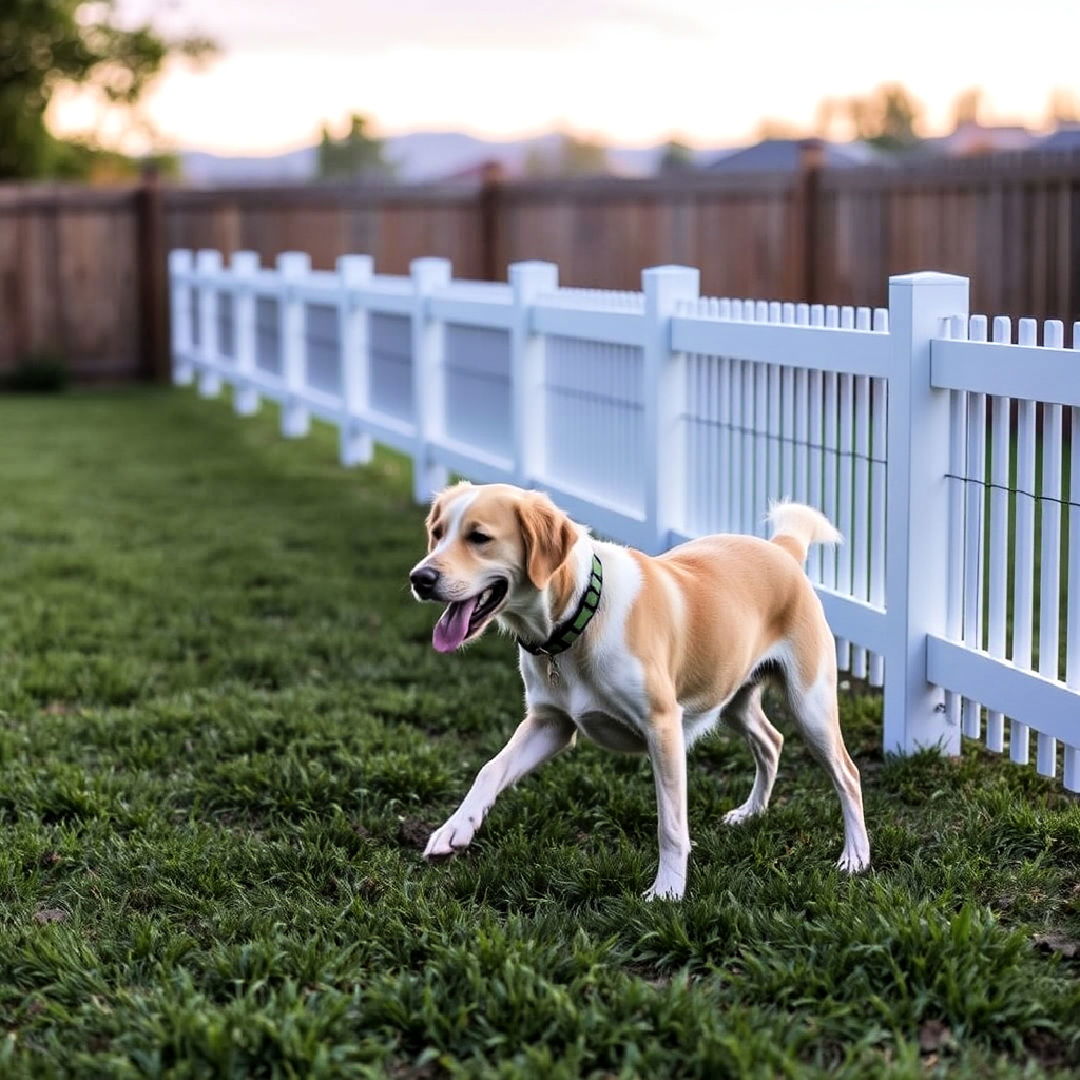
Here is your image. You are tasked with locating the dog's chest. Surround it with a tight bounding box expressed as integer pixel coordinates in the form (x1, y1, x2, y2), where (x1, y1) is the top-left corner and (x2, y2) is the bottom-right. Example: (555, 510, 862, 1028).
(524, 649, 650, 753)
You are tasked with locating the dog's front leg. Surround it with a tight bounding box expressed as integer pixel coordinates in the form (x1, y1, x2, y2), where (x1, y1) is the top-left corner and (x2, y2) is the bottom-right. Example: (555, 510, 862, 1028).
(644, 709, 690, 901)
(424, 709, 575, 860)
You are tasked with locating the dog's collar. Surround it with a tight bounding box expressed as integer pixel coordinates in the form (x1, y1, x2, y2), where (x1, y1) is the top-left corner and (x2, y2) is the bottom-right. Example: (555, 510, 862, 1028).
(517, 554, 603, 658)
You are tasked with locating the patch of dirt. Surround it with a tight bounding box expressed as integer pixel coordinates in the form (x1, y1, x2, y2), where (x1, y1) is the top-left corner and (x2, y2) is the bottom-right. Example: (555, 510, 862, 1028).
(386, 1059, 442, 1079)
(918, 1019, 954, 1055)
(397, 817, 434, 850)
(33, 908, 68, 925)
(1025, 1031, 1071, 1069)
(1033, 931, 1079, 959)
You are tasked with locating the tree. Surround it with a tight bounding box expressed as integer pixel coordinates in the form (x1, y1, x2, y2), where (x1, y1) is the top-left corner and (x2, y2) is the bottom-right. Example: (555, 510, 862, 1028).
(0, 0, 214, 180)
(317, 114, 395, 181)
(523, 133, 608, 178)
(816, 83, 923, 152)
(658, 138, 695, 174)
(1047, 88, 1080, 126)
(952, 87, 983, 128)
(756, 118, 803, 141)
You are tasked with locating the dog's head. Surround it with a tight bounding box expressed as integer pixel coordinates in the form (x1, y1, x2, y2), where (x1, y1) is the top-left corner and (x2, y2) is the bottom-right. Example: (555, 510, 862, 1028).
(409, 482, 578, 652)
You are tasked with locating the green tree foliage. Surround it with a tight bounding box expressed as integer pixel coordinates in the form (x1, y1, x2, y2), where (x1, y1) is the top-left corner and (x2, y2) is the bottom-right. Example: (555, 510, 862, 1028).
(523, 133, 608, 178)
(317, 114, 395, 181)
(657, 138, 695, 174)
(0, 0, 214, 180)
(817, 83, 924, 153)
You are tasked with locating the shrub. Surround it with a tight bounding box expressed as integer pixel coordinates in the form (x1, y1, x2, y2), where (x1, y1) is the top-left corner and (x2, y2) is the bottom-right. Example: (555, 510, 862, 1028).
(5, 350, 70, 392)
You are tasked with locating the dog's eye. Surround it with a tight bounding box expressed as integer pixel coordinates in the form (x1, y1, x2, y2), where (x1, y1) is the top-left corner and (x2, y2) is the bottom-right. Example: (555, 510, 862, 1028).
(431, 526, 444, 541)
(467, 530, 491, 544)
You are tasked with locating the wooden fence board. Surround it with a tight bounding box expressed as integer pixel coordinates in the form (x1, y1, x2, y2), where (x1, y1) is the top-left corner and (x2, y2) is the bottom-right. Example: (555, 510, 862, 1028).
(2, 150, 1080, 381)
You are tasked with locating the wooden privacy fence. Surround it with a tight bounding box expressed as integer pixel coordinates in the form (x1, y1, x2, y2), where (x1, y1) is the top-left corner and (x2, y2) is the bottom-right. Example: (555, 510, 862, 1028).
(4, 147, 1080, 381)
(170, 246, 1080, 787)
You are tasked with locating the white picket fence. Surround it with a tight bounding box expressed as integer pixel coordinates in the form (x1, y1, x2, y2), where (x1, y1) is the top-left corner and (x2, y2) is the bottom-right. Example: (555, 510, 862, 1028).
(168, 249, 1080, 789)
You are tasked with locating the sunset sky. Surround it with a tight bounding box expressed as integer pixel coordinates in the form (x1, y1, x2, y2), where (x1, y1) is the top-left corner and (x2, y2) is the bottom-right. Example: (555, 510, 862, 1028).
(51, 0, 1080, 155)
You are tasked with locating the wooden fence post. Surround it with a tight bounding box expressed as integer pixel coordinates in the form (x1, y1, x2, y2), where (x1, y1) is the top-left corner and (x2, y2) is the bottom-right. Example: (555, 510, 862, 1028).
(168, 249, 194, 385)
(278, 251, 311, 438)
(884, 271, 970, 755)
(135, 164, 170, 382)
(410, 256, 452, 502)
(195, 249, 222, 398)
(794, 138, 824, 305)
(231, 250, 260, 416)
(642, 264, 700, 554)
(509, 260, 558, 487)
(478, 160, 505, 282)
(338, 254, 375, 466)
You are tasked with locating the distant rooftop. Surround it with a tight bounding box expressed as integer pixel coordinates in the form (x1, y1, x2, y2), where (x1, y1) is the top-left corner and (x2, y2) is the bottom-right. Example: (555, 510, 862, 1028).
(919, 121, 1038, 157)
(1040, 123, 1080, 152)
(708, 138, 882, 172)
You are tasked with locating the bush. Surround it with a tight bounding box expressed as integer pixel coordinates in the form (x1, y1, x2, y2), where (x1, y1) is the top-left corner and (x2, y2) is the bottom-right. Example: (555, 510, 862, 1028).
(5, 350, 70, 392)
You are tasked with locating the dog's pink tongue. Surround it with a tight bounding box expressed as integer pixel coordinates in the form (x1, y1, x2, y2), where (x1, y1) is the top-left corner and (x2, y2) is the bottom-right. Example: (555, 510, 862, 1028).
(433, 597, 479, 653)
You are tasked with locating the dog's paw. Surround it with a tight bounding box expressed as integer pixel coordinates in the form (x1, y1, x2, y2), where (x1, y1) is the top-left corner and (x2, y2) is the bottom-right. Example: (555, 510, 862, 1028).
(423, 816, 477, 860)
(836, 848, 871, 874)
(722, 803, 764, 826)
(642, 876, 685, 902)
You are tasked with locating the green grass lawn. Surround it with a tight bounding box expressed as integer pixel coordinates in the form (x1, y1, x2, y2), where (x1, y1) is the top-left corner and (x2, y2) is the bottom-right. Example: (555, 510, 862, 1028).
(1, 389, 1078, 1079)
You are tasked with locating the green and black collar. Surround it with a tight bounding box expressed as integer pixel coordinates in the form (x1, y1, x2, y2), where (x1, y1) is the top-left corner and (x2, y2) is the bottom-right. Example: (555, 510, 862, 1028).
(518, 554, 603, 658)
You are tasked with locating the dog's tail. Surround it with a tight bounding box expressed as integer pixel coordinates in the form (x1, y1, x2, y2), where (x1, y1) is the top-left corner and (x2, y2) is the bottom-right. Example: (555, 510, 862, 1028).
(767, 500, 842, 565)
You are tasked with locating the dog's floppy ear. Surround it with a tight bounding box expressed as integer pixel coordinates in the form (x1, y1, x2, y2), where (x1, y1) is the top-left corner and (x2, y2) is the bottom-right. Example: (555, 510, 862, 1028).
(516, 491, 577, 589)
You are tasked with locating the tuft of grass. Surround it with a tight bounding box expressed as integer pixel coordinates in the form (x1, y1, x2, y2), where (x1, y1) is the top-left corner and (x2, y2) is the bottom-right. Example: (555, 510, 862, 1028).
(0, 387, 1078, 1079)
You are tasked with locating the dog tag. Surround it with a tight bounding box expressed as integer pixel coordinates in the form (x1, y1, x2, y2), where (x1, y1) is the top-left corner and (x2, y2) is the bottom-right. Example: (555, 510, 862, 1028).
(546, 656, 560, 684)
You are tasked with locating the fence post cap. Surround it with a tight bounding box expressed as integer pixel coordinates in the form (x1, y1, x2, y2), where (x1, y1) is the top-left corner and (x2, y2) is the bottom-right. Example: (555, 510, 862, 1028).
(509, 261, 558, 296)
(230, 250, 260, 274)
(410, 256, 452, 285)
(509, 259, 558, 272)
(643, 264, 700, 279)
(337, 254, 374, 284)
(643, 264, 699, 310)
(195, 249, 222, 270)
(168, 249, 193, 270)
(277, 251, 311, 275)
(888, 271, 969, 288)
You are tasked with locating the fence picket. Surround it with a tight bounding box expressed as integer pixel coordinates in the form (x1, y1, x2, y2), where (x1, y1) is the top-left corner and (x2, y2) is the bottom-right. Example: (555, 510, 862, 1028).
(961, 314, 988, 738)
(985, 315, 1012, 752)
(1066, 320, 1080, 791)
(1036, 320, 1065, 776)
(1009, 318, 1040, 766)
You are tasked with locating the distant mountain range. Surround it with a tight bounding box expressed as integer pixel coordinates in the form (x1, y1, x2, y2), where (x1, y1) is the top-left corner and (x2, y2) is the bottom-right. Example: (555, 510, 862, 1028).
(180, 131, 725, 185)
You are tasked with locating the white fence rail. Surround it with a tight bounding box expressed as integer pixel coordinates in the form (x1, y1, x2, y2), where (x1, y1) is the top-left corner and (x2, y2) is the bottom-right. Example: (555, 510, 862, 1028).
(169, 249, 1080, 790)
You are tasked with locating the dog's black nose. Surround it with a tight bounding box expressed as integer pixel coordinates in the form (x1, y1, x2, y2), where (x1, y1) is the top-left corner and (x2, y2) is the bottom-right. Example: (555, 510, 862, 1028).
(410, 565, 440, 599)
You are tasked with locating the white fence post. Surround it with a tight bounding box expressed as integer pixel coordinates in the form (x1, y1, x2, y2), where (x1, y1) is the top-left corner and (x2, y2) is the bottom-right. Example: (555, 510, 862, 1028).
(509, 261, 558, 487)
(642, 265, 700, 554)
(278, 251, 311, 439)
(338, 254, 375, 466)
(195, 249, 222, 398)
(410, 256, 452, 503)
(884, 271, 970, 755)
(231, 250, 260, 416)
(169, 249, 194, 386)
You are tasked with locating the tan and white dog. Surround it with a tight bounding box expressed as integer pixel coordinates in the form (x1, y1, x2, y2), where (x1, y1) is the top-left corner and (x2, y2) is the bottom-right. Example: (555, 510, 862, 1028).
(409, 482, 869, 900)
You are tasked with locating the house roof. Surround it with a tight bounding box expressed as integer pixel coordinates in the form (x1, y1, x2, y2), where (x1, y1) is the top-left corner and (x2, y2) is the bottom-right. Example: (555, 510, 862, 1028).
(708, 138, 881, 172)
(1040, 124, 1080, 152)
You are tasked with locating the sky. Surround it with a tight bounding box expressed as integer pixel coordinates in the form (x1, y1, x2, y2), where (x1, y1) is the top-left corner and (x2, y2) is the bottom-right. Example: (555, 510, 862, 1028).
(50, 0, 1080, 155)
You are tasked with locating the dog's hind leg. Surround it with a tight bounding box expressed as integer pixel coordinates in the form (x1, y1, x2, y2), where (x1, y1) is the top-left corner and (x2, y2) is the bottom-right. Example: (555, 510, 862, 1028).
(424, 707, 575, 860)
(785, 665, 870, 873)
(721, 683, 784, 826)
